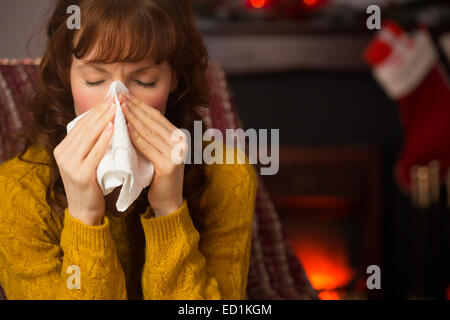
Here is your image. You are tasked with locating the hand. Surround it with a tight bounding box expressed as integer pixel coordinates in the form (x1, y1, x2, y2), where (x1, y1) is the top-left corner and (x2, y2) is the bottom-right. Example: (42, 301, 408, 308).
(120, 93, 186, 217)
(54, 97, 116, 226)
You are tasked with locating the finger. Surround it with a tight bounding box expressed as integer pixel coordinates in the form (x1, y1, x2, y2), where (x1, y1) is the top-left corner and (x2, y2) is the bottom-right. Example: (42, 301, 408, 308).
(67, 101, 114, 160)
(83, 122, 114, 174)
(127, 123, 168, 170)
(123, 97, 179, 151)
(123, 96, 172, 136)
(123, 102, 173, 157)
(64, 98, 113, 153)
(69, 102, 116, 161)
(125, 94, 178, 139)
(69, 98, 114, 149)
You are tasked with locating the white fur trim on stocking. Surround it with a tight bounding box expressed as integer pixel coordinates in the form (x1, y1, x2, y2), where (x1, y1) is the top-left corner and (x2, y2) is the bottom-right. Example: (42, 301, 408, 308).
(372, 30, 437, 99)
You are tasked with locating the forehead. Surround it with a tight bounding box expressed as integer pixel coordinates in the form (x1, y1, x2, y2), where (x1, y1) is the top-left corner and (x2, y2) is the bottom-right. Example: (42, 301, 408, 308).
(72, 43, 166, 73)
(72, 29, 163, 67)
(72, 37, 154, 66)
(74, 35, 169, 71)
(73, 56, 161, 70)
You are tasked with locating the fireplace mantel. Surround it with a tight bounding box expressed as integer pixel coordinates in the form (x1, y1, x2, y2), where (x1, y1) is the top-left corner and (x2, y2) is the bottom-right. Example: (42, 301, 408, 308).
(198, 20, 372, 75)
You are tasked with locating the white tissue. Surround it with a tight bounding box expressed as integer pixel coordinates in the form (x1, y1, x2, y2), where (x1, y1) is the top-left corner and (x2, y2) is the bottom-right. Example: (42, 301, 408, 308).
(66, 80, 155, 212)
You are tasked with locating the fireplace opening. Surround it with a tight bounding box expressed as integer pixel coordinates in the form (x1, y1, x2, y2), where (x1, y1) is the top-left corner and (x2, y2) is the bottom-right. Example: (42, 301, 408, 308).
(261, 146, 383, 299)
(276, 195, 366, 299)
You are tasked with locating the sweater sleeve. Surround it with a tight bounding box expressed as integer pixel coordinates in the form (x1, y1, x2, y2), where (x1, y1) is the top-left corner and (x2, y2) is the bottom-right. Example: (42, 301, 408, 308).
(0, 176, 127, 300)
(139, 151, 258, 300)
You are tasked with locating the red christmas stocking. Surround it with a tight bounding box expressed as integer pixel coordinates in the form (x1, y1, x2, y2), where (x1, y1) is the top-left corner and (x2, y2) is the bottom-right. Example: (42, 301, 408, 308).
(365, 21, 450, 194)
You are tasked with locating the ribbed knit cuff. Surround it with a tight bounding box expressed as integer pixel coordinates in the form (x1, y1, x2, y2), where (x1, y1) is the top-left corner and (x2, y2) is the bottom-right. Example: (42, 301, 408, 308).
(140, 199, 197, 242)
(62, 208, 114, 251)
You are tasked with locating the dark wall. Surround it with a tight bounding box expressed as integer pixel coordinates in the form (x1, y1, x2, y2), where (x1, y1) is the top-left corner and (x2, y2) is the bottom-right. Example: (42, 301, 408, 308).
(227, 70, 403, 149)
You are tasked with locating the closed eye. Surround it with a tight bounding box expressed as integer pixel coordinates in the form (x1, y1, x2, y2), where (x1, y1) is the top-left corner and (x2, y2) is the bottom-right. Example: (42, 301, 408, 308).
(136, 80, 157, 88)
(84, 80, 157, 88)
(84, 80, 104, 87)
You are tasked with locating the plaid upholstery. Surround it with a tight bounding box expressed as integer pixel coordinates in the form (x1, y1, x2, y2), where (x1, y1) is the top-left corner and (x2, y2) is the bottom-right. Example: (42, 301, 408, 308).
(0, 58, 318, 300)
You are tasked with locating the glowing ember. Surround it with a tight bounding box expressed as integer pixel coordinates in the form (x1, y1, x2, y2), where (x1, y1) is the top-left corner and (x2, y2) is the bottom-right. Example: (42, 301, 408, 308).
(318, 290, 341, 300)
(250, 0, 266, 9)
(288, 224, 356, 299)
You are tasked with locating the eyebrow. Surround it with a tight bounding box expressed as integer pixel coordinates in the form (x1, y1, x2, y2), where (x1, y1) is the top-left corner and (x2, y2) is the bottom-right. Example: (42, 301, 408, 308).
(79, 63, 158, 74)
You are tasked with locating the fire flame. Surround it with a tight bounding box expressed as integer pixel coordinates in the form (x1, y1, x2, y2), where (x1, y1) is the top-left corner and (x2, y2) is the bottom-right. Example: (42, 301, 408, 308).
(289, 226, 356, 300)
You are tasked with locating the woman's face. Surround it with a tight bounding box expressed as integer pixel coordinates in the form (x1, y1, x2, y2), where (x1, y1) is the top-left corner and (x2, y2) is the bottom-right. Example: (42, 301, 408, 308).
(70, 51, 178, 117)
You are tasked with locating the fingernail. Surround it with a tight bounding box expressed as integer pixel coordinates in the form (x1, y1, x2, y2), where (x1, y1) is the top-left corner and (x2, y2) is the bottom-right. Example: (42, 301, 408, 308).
(106, 122, 113, 131)
(109, 103, 116, 113)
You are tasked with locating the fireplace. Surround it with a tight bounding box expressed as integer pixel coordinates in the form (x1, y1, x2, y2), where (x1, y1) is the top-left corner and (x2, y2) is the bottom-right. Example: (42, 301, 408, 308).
(260, 146, 383, 299)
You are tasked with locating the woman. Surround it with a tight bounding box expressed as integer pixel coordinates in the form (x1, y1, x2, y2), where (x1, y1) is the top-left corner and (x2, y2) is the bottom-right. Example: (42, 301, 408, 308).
(0, 0, 257, 300)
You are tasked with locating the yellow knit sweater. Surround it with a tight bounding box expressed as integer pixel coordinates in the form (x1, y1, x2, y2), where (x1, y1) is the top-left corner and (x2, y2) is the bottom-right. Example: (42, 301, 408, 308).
(0, 142, 257, 300)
